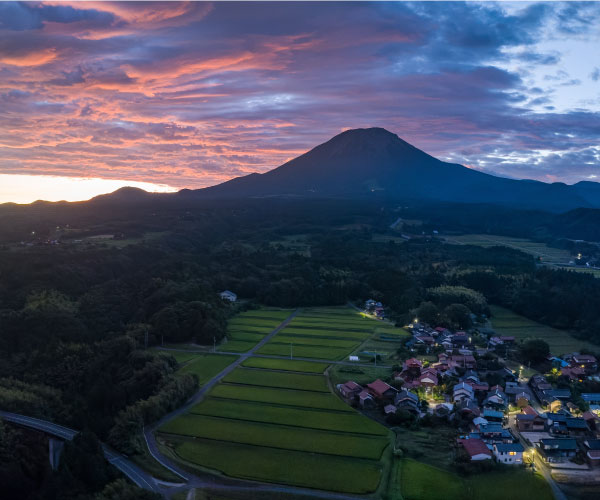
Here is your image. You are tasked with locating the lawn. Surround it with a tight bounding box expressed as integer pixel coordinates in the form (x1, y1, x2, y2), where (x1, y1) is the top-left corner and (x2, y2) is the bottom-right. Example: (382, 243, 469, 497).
(490, 305, 598, 355)
(468, 470, 554, 500)
(176, 353, 238, 385)
(190, 398, 387, 435)
(392, 459, 554, 500)
(173, 438, 382, 494)
(222, 367, 330, 392)
(329, 364, 392, 386)
(241, 357, 328, 373)
(210, 383, 352, 411)
(399, 459, 464, 500)
(161, 414, 388, 459)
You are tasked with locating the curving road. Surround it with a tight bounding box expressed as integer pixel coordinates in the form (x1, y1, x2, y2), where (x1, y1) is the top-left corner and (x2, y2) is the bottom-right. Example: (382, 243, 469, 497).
(0, 410, 163, 494)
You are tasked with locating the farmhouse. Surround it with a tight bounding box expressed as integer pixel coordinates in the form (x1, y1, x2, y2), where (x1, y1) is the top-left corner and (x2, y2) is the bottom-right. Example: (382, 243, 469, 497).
(366, 379, 397, 402)
(493, 443, 524, 465)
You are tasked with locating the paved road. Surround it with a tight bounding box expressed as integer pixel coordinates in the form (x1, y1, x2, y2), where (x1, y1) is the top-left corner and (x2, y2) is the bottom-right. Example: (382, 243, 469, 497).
(507, 413, 568, 500)
(145, 309, 368, 499)
(158, 347, 392, 369)
(0, 410, 162, 494)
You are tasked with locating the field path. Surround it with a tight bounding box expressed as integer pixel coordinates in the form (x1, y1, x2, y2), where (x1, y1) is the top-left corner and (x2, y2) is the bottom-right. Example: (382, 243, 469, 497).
(143, 309, 368, 499)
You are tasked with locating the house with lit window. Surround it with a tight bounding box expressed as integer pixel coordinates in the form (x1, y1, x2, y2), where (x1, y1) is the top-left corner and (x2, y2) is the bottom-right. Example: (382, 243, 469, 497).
(571, 354, 598, 374)
(493, 443, 524, 465)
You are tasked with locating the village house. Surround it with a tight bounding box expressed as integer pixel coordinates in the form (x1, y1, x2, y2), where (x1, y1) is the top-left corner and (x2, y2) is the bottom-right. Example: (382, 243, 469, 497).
(219, 290, 237, 302)
(571, 354, 598, 374)
(517, 413, 545, 432)
(453, 382, 475, 402)
(359, 389, 375, 408)
(476, 422, 515, 445)
(561, 365, 586, 382)
(537, 438, 578, 464)
(583, 439, 600, 467)
(483, 409, 504, 423)
(582, 393, 600, 407)
(484, 386, 508, 411)
(457, 399, 481, 418)
(395, 389, 420, 414)
(338, 381, 362, 400)
(458, 438, 492, 461)
(493, 443, 524, 465)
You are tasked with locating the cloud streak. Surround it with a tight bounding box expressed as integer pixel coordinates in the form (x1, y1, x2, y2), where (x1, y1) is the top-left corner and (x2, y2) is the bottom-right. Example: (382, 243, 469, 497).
(0, 0, 599, 194)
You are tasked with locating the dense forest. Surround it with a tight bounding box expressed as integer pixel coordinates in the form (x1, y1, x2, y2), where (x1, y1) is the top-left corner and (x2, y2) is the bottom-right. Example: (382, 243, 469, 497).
(1, 196, 600, 497)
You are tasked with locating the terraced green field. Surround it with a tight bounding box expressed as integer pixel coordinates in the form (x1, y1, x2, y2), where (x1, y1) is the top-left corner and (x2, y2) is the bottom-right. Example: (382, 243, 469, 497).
(223, 367, 329, 392)
(190, 398, 387, 435)
(162, 414, 387, 459)
(174, 439, 382, 494)
(177, 354, 238, 385)
(217, 307, 293, 353)
(257, 306, 376, 361)
(241, 357, 328, 373)
(209, 383, 351, 410)
(158, 306, 390, 494)
(490, 305, 598, 355)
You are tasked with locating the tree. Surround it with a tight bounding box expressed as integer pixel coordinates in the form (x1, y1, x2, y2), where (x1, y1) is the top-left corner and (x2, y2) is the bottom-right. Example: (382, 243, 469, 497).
(521, 339, 550, 364)
(444, 303, 472, 330)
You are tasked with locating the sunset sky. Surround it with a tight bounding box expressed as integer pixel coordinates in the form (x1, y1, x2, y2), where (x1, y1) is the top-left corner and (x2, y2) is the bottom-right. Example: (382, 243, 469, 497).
(1, 1, 599, 203)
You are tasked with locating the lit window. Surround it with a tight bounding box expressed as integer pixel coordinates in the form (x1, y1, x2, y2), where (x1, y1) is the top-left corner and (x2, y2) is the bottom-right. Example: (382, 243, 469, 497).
(509, 451, 516, 456)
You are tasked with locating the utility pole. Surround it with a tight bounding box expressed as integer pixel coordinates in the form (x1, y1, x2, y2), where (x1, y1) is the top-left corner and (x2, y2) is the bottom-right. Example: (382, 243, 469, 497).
(213, 336, 216, 353)
(374, 351, 377, 367)
(290, 343, 293, 360)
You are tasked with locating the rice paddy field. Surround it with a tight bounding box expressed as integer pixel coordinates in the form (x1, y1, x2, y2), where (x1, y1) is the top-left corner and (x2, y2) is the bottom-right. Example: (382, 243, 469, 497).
(490, 305, 598, 355)
(256, 306, 377, 361)
(158, 306, 392, 494)
(177, 353, 238, 385)
(217, 307, 293, 352)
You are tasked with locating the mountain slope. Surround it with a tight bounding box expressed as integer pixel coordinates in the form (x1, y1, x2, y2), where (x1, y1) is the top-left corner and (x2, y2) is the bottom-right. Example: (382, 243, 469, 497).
(193, 127, 598, 212)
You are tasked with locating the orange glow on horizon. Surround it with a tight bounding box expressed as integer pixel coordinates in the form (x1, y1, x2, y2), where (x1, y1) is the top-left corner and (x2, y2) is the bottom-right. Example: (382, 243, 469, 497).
(0, 174, 178, 204)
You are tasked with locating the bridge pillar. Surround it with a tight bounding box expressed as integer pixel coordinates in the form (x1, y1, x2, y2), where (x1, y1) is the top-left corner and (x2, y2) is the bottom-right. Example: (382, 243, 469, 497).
(49, 438, 64, 471)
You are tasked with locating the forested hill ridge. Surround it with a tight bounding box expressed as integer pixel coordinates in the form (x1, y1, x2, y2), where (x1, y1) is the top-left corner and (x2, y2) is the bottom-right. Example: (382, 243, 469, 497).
(194, 127, 600, 212)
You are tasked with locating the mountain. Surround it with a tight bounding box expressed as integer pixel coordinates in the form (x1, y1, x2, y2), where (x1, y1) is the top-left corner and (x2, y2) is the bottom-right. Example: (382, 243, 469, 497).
(192, 127, 600, 212)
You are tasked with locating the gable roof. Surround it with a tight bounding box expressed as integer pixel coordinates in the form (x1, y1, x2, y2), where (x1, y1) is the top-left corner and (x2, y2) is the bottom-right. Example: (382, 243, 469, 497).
(461, 438, 492, 457)
(495, 443, 524, 453)
(367, 379, 394, 396)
